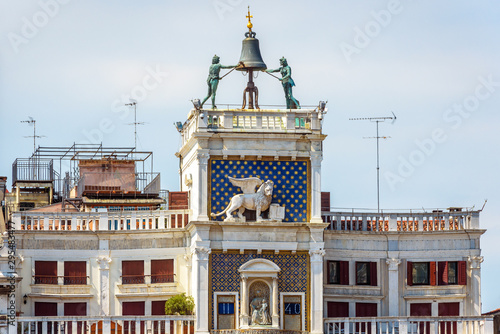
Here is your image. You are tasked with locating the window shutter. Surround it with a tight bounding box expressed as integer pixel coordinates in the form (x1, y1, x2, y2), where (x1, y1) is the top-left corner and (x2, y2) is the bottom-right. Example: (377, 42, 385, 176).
(151, 259, 174, 283)
(340, 261, 349, 285)
(430, 261, 437, 286)
(438, 261, 448, 285)
(407, 261, 413, 286)
(35, 261, 58, 284)
(370, 262, 377, 286)
(458, 261, 467, 285)
(321, 192, 331, 212)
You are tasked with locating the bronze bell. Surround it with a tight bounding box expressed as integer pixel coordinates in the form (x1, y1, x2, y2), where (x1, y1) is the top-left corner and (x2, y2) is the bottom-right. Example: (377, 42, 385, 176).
(237, 32, 267, 71)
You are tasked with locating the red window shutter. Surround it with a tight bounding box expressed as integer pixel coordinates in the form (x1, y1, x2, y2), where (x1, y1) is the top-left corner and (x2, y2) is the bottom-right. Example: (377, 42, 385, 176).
(64, 261, 86, 285)
(122, 260, 144, 284)
(407, 261, 413, 286)
(35, 261, 57, 284)
(370, 262, 377, 286)
(438, 302, 460, 316)
(152, 301, 167, 315)
(64, 302, 87, 316)
(122, 301, 145, 316)
(430, 261, 437, 286)
(355, 302, 377, 317)
(151, 259, 174, 283)
(340, 261, 349, 285)
(327, 302, 349, 317)
(321, 192, 331, 212)
(410, 303, 432, 316)
(35, 302, 58, 316)
(438, 261, 448, 285)
(458, 261, 467, 285)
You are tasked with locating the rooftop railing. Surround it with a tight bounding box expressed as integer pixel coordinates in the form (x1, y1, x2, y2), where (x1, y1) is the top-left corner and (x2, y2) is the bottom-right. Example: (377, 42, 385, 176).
(11, 209, 190, 231)
(322, 210, 481, 232)
(324, 316, 493, 334)
(181, 108, 323, 146)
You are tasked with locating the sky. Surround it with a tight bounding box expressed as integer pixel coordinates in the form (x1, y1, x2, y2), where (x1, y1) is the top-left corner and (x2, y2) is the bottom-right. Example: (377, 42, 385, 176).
(1, 0, 499, 312)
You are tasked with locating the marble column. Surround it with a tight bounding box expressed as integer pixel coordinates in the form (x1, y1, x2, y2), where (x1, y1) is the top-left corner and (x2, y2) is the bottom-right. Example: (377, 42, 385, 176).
(309, 249, 325, 334)
(240, 276, 249, 328)
(468, 256, 483, 316)
(386, 258, 401, 316)
(310, 154, 323, 223)
(96, 256, 112, 316)
(272, 276, 279, 327)
(193, 247, 211, 334)
(195, 152, 210, 221)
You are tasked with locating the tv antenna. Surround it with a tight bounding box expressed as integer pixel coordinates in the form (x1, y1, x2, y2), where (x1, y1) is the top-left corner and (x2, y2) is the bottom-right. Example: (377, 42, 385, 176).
(350, 112, 397, 213)
(21, 117, 46, 155)
(125, 99, 145, 150)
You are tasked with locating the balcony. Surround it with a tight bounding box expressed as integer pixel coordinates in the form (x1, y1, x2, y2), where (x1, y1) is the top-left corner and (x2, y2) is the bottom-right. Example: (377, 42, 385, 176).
(121, 274, 175, 285)
(11, 209, 190, 231)
(324, 316, 493, 334)
(16, 316, 195, 334)
(322, 210, 481, 233)
(33, 275, 88, 285)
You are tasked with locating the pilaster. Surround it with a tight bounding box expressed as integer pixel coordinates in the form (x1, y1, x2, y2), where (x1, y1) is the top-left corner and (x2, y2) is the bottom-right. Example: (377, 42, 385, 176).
(309, 249, 325, 334)
(468, 256, 483, 316)
(96, 256, 112, 316)
(386, 258, 401, 316)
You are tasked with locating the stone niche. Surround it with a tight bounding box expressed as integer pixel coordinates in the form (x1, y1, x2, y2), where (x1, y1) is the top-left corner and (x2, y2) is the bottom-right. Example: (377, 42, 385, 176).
(238, 259, 280, 329)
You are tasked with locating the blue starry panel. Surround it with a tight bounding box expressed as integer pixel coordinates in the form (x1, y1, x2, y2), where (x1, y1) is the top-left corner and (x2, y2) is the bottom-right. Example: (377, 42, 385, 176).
(210, 252, 309, 330)
(210, 159, 309, 222)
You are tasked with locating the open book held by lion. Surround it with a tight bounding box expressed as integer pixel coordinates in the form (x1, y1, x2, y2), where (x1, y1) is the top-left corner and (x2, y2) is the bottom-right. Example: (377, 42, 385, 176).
(211, 177, 274, 222)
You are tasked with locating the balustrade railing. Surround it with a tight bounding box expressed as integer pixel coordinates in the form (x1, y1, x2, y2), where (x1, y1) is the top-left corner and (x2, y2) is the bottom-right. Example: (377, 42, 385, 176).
(121, 274, 175, 285)
(11, 209, 190, 231)
(16, 315, 195, 334)
(33, 275, 88, 285)
(322, 211, 480, 232)
(324, 316, 493, 334)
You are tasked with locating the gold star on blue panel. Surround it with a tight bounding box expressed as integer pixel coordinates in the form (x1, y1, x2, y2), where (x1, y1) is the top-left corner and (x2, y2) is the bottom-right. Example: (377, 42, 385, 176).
(210, 159, 308, 222)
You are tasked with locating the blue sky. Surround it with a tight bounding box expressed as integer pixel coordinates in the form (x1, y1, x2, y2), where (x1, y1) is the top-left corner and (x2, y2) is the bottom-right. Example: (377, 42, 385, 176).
(1, 0, 499, 312)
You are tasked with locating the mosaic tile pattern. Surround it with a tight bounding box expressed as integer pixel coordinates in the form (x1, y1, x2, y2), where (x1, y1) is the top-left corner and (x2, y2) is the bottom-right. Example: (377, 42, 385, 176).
(209, 159, 309, 222)
(210, 252, 309, 330)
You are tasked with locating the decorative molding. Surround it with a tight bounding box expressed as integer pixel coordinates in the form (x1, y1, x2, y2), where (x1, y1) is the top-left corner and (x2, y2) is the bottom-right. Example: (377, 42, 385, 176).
(468, 256, 484, 269)
(386, 258, 401, 271)
(96, 256, 112, 270)
(194, 247, 211, 261)
(183, 253, 192, 268)
(309, 249, 326, 262)
(197, 153, 210, 165)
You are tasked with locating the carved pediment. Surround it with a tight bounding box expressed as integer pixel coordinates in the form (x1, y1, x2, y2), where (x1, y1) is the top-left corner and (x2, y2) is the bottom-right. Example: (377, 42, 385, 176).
(238, 258, 280, 274)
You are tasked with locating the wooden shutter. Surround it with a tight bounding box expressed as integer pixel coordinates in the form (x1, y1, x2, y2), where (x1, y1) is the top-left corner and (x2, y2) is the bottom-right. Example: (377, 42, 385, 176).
(370, 262, 378, 286)
(169, 191, 188, 210)
(407, 261, 413, 286)
(438, 261, 448, 285)
(327, 302, 349, 317)
(151, 259, 174, 283)
(122, 301, 145, 316)
(35, 261, 57, 284)
(64, 303, 87, 316)
(458, 261, 467, 285)
(64, 261, 86, 285)
(355, 302, 377, 317)
(410, 303, 432, 316)
(321, 192, 330, 212)
(35, 302, 57, 316)
(122, 260, 144, 284)
(430, 261, 437, 286)
(340, 261, 349, 285)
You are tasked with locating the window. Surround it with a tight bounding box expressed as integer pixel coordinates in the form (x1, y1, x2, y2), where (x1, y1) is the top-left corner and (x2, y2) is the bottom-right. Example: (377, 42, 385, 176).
(438, 261, 467, 285)
(356, 303, 377, 334)
(152, 301, 174, 333)
(327, 302, 349, 318)
(123, 301, 145, 334)
(122, 261, 144, 284)
(408, 262, 436, 286)
(65, 303, 87, 334)
(410, 303, 431, 334)
(151, 259, 174, 283)
(64, 261, 87, 285)
(35, 261, 57, 284)
(35, 302, 58, 333)
(439, 302, 459, 334)
(408, 261, 466, 286)
(356, 262, 377, 286)
(327, 261, 348, 285)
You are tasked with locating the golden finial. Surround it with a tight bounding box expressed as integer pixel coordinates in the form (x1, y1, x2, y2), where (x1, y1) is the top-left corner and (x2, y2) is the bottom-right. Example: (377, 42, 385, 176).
(246, 6, 253, 32)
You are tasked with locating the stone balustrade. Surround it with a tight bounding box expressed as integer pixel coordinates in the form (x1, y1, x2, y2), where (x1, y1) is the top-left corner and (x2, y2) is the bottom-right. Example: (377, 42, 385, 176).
(11, 209, 191, 231)
(324, 316, 493, 334)
(322, 210, 480, 232)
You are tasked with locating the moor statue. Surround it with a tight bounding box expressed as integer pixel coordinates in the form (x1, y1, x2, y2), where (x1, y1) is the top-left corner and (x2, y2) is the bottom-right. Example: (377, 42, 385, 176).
(201, 55, 241, 109)
(265, 57, 301, 109)
(211, 177, 274, 222)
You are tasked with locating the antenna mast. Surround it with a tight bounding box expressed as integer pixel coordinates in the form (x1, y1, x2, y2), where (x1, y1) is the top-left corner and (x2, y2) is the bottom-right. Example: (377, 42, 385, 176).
(21, 117, 45, 155)
(125, 99, 144, 150)
(350, 113, 396, 213)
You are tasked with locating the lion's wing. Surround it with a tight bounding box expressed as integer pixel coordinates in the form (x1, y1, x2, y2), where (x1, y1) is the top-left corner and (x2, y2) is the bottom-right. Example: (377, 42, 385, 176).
(228, 177, 263, 194)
